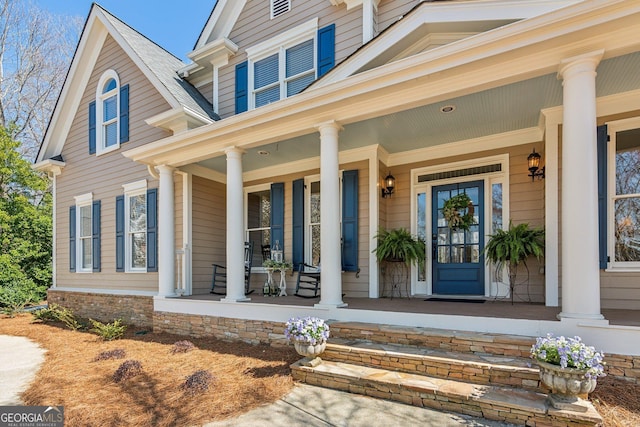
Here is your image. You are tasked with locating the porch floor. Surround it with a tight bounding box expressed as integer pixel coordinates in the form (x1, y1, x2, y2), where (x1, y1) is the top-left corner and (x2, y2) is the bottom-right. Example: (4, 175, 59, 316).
(182, 293, 640, 327)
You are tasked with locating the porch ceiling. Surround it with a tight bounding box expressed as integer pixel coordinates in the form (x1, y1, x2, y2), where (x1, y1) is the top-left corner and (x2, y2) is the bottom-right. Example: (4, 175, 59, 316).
(197, 51, 640, 174)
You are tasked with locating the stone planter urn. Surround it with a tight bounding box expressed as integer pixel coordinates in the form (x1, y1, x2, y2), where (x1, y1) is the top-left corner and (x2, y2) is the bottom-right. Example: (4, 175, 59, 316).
(537, 360, 598, 412)
(294, 340, 327, 367)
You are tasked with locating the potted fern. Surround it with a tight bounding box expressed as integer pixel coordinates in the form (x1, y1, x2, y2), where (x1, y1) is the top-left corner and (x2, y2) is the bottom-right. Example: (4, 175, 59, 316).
(483, 221, 545, 304)
(373, 228, 426, 267)
(373, 228, 426, 298)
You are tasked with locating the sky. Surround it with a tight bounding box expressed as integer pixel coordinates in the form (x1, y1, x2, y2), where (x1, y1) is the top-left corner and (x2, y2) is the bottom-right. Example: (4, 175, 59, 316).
(32, 1, 218, 61)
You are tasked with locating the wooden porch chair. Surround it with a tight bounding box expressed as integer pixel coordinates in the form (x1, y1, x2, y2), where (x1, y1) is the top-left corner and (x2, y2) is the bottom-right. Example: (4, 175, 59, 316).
(294, 263, 321, 298)
(211, 242, 254, 295)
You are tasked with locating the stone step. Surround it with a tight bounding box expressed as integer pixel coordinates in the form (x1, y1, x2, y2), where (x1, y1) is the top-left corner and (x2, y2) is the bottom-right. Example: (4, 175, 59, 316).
(329, 322, 535, 358)
(323, 339, 543, 391)
(291, 359, 602, 427)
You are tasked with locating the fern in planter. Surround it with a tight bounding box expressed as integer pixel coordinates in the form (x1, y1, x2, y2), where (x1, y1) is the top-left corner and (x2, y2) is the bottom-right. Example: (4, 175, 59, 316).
(483, 221, 545, 304)
(373, 228, 426, 267)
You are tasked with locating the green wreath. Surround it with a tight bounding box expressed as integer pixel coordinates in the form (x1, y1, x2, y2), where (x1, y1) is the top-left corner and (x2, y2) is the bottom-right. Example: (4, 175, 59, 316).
(442, 193, 475, 231)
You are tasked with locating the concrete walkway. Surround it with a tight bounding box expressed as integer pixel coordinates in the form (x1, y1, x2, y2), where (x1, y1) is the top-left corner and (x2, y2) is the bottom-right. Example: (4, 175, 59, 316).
(205, 383, 515, 427)
(0, 335, 46, 405)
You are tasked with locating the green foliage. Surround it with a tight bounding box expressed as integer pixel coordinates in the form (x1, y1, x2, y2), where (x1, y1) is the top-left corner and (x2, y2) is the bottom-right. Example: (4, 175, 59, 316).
(30, 303, 82, 330)
(483, 221, 545, 270)
(442, 193, 475, 231)
(89, 318, 127, 341)
(0, 127, 52, 308)
(373, 228, 426, 267)
(31, 304, 62, 322)
(484, 221, 545, 303)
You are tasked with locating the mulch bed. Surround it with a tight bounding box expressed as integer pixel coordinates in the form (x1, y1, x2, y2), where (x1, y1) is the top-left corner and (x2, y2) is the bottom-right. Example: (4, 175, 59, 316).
(1, 314, 638, 426)
(0, 315, 297, 426)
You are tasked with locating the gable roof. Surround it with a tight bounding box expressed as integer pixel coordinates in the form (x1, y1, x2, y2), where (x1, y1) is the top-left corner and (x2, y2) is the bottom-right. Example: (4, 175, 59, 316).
(36, 4, 216, 164)
(194, 0, 247, 50)
(308, 0, 582, 90)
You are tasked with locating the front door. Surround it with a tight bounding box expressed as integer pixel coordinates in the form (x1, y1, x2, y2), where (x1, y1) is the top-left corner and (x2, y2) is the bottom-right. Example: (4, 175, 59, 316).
(432, 181, 484, 295)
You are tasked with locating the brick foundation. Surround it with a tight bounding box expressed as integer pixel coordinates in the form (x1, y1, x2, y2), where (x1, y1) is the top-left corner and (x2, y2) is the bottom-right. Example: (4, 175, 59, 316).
(153, 311, 288, 347)
(47, 290, 154, 328)
(605, 353, 640, 383)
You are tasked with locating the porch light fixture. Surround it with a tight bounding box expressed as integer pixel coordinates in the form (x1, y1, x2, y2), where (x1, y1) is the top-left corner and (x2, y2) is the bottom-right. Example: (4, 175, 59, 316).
(381, 172, 395, 198)
(527, 148, 545, 181)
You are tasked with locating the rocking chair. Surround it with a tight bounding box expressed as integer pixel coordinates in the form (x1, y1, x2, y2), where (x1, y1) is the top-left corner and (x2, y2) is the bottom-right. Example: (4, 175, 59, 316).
(211, 241, 254, 295)
(294, 263, 321, 298)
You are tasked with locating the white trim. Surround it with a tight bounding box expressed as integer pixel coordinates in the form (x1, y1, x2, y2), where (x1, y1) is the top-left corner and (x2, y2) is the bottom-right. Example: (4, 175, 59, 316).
(244, 182, 273, 270)
(74, 192, 93, 204)
(544, 117, 559, 307)
(95, 69, 120, 156)
(123, 180, 148, 273)
(52, 287, 158, 297)
(368, 149, 380, 298)
(246, 18, 318, 59)
(388, 127, 542, 167)
(75, 193, 94, 274)
(122, 179, 147, 193)
(194, 0, 247, 49)
(606, 116, 640, 270)
(410, 154, 510, 297)
(313, 0, 582, 88)
(123, 0, 640, 167)
(181, 164, 226, 183)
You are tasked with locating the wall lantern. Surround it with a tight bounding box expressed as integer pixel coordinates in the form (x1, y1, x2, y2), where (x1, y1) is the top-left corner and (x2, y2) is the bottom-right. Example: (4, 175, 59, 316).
(381, 172, 395, 198)
(527, 149, 545, 181)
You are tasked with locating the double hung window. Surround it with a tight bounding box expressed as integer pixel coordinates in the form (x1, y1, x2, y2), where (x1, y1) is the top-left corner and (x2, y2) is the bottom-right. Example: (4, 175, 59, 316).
(608, 120, 640, 268)
(76, 194, 93, 272)
(246, 185, 272, 267)
(96, 70, 120, 154)
(253, 39, 315, 108)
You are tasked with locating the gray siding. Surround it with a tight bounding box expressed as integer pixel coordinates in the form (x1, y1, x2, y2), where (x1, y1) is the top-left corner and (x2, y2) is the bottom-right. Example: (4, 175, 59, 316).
(377, 0, 417, 33)
(56, 35, 172, 292)
(191, 176, 226, 294)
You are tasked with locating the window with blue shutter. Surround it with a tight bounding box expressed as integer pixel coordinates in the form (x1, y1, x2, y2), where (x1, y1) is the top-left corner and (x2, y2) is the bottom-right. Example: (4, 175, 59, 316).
(115, 196, 125, 272)
(146, 188, 158, 272)
(235, 61, 248, 114)
(92, 200, 101, 272)
(119, 84, 129, 143)
(341, 170, 359, 272)
(88, 102, 96, 155)
(270, 183, 285, 254)
(317, 24, 335, 77)
(69, 206, 76, 271)
(597, 125, 608, 269)
(292, 179, 305, 268)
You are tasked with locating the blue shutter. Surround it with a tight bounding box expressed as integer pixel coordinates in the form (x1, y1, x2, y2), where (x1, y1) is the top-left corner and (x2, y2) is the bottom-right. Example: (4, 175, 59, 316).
(146, 188, 158, 272)
(120, 84, 129, 143)
(235, 61, 248, 114)
(341, 170, 359, 272)
(69, 206, 76, 272)
(92, 200, 101, 272)
(292, 179, 305, 268)
(270, 182, 285, 253)
(88, 101, 96, 154)
(597, 125, 608, 269)
(317, 24, 335, 77)
(115, 196, 125, 272)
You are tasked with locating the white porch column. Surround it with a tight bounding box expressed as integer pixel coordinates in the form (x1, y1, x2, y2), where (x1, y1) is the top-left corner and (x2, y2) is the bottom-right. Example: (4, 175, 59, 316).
(557, 50, 605, 320)
(316, 121, 347, 308)
(157, 165, 176, 297)
(222, 147, 249, 302)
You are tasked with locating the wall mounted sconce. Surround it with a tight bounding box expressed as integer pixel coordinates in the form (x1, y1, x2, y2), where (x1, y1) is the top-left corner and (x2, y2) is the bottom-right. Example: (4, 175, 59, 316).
(527, 149, 545, 181)
(381, 172, 395, 198)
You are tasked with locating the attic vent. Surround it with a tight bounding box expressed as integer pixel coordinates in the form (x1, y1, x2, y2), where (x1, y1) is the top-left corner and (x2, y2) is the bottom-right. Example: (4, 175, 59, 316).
(418, 164, 502, 182)
(271, 0, 291, 18)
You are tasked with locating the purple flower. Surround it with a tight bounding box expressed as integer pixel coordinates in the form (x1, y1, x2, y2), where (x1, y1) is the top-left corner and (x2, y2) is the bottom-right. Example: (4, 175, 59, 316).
(284, 316, 330, 345)
(530, 334, 605, 379)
